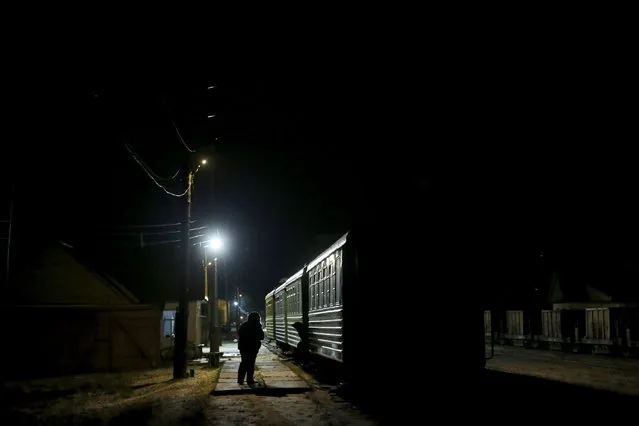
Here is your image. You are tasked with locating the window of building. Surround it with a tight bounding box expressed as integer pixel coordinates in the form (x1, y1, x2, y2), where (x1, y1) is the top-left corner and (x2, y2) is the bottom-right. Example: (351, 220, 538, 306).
(163, 310, 176, 337)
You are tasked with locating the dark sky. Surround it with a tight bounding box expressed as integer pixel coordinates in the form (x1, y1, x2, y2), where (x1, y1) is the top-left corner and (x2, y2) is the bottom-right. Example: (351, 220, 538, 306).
(2, 40, 638, 306)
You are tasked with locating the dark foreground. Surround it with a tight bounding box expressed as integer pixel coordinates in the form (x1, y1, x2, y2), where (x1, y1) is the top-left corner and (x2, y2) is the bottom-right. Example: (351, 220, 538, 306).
(330, 369, 639, 424)
(3, 361, 638, 424)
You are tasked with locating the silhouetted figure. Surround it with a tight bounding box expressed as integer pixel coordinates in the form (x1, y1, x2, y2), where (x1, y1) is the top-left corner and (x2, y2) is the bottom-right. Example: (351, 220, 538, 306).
(292, 321, 310, 366)
(237, 311, 264, 385)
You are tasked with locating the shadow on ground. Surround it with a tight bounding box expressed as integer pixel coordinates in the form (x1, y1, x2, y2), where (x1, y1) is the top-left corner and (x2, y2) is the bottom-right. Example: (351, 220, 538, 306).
(330, 369, 639, 423)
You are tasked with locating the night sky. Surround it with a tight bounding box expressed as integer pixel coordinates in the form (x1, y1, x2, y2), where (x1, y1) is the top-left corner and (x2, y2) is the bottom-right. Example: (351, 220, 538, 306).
(2, 45, 638, 307)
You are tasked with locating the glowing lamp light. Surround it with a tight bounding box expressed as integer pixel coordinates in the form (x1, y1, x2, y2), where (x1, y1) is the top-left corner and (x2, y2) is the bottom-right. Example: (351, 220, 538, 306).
(209, 236, 223, 251)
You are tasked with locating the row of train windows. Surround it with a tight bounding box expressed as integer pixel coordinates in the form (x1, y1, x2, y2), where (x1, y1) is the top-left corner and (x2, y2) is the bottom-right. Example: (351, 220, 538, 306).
(286, 284, 301, 314)
(309, 254, 341, 310)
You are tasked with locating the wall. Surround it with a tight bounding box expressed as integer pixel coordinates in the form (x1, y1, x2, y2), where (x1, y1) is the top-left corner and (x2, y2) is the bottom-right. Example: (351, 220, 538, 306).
(3, 305, 161, 380)
(162, 301, 201, 347)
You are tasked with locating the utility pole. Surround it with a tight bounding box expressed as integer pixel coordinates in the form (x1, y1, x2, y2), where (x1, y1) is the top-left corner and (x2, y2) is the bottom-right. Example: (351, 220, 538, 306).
(210, 256, 220, 366)
(236, 286, 240, 329)
(224, 258, 229, 338)
(173, 165, 192, 379)
(203, 247, 210, 342)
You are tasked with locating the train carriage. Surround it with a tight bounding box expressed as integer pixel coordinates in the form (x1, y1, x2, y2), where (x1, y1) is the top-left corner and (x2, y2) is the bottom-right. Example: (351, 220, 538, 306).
(284, 268, 305, 349)
(274, 283, 287, 346)
(306, 234, 347, 362)
(265, 225, 489, 386)
(264, 290, 275, 341)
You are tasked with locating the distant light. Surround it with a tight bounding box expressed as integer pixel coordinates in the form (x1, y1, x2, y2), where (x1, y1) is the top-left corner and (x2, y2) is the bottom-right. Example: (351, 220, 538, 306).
(240, 316, 244, 320)
(204, 296, 209, 301)
(207, 114, 216, 119)
(208, 261, 212, 266)
(234, 301, 239, 306)
(201, 159, 207, 165)
(207, 85, 216, 89)
(239, 294, 242, 297)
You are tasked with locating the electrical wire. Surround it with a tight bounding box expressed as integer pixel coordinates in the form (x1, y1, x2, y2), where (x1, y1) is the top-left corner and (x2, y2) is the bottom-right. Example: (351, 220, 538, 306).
(102, 226, 208, 237)
(162, 98, 195, 153)
(106, 221, 200, 229)
(125, 142, 180, 182)
(124, 144, 190, 197)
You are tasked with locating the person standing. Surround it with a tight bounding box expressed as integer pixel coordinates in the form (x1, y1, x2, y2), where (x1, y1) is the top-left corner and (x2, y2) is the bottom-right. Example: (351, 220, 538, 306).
(292, 321, 310, 367)
(237, 311, 264, 385)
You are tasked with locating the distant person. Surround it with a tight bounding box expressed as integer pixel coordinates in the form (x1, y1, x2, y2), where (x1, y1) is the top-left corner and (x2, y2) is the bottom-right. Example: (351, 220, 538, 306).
(292, 321, 310, 367)
(237, 312, 264, 385)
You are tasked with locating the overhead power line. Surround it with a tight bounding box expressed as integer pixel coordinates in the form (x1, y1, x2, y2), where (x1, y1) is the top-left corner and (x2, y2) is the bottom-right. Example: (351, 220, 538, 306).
(124, 143, 180, 182)
(103, 225, 208, 237)
(106, 221, 201, 229)
(162, 98, 195, 153)
(124, 144, 191, 197)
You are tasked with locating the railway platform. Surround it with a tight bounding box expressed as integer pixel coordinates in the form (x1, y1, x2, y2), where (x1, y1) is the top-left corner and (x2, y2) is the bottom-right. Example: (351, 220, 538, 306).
(213, 343, 310, 395)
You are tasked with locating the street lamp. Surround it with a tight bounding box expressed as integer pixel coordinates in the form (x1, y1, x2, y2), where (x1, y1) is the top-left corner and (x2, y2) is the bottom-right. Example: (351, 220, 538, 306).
(210, 235, 223, 251)
(203, 233, 224, 366)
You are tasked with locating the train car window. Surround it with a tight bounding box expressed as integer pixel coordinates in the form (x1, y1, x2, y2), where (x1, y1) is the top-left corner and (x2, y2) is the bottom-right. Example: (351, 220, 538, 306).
(295, 283, 301, 315)
(314, 274, 319, 310)
(308, 271, 315, 310)
(337, 250, 342, 305)
(322, 263, 328, 307)
(317, 268, 321, 307)
(322, 262, 327, 308)
(331, 262, 336, 306)
(328, 261, 333, 306)
(310, 282, 315, 311)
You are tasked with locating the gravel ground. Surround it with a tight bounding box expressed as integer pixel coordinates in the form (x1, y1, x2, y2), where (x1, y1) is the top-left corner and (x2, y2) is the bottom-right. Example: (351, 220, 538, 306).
(487, 345, 639, 396)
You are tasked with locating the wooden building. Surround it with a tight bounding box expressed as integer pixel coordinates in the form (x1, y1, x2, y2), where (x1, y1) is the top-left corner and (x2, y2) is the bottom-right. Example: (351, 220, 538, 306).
(3, 242, 161, 379)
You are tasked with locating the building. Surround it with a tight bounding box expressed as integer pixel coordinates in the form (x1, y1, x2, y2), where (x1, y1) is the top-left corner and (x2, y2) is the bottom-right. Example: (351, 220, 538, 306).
(160, 298, 230, 356)
(548, 262, 639, 309)
(3, 242, 161, 379)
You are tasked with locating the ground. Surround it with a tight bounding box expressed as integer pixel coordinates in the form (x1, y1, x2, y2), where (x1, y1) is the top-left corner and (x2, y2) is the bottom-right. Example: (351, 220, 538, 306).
(487, 345, 639, 396)
(3, 343, 638, 424)
(0, 343, 376, 425)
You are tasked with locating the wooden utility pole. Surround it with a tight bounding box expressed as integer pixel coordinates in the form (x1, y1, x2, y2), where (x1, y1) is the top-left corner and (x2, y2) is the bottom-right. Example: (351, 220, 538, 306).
(203, 247, 209, 333)
(173, 165, 192, 379)
(210, 256, 220, 366)
(203, 247, 220, 366)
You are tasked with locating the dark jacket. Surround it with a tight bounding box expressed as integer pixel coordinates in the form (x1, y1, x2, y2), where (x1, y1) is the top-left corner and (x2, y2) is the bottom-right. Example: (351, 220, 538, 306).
(238, 318, 264, 353)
